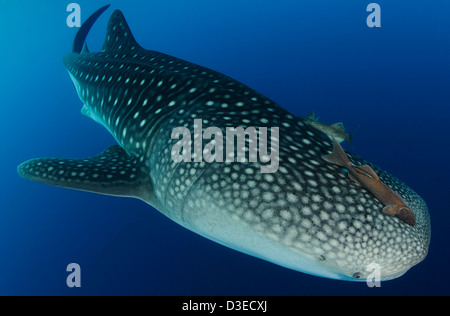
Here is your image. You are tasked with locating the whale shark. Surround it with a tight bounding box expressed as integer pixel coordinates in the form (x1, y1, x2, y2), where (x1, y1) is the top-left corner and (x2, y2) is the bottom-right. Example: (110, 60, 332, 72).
(18, 6, 430, 281)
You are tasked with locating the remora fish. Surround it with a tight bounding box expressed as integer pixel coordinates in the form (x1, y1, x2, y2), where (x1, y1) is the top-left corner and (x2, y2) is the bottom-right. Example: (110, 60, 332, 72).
(305, 111, 355, 146)
(17, 6, 430, 281)
(322, 139, 416, 226)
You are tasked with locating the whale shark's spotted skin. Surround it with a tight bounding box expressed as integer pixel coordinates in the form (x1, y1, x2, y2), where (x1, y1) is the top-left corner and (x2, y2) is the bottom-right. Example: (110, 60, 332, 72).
(18, 7, 430, 281)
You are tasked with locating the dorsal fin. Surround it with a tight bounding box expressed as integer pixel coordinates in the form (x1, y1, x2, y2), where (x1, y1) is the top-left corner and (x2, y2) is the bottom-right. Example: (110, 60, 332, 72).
(102, 10, 142, 52)
(81, 42, 90, 54)
(72, 4, 110, 53)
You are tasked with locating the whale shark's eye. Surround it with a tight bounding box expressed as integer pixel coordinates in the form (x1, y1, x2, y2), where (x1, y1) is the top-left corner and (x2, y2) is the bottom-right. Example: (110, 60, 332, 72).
(352, 272, 361, 279)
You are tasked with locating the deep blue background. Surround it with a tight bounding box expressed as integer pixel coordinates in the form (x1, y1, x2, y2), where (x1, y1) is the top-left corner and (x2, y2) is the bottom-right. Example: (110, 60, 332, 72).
(0, 0, 448, 295)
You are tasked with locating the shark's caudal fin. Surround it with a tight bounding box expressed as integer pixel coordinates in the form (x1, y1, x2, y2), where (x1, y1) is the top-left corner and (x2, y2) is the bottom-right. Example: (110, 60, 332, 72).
(101, 9, 142, 52)
(18, 145, 155, 205)
(72, 4, 111, 53)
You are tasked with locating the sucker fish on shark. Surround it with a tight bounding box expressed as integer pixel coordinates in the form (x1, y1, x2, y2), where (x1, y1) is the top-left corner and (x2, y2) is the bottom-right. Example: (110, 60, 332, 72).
(322, 139, 416, 226)
(305, 111, 355, 146)
(17, 6, 430, 282)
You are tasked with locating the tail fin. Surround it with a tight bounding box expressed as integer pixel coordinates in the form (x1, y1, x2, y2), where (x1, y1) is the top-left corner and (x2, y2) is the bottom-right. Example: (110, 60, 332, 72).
(308, 111, 319, 122)
(347, 124, 360, 147)
(322, 139, 351, 168)
(348, 133, 354, 148)
(72, 5, 110, 53)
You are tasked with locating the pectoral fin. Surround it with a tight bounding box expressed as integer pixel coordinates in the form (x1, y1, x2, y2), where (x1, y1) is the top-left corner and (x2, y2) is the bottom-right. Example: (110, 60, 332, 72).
(352, 165, 379, 180)
(347, 173, 360, 185)
(18, 145, 156, 205)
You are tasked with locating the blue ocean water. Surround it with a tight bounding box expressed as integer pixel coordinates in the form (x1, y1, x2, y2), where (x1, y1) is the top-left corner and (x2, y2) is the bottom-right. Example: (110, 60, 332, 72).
(0, 0, 449, 295)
